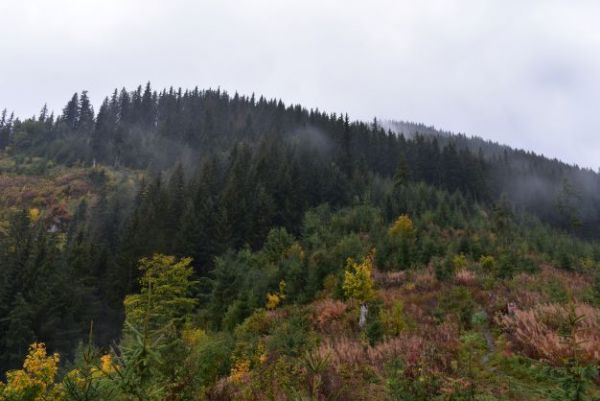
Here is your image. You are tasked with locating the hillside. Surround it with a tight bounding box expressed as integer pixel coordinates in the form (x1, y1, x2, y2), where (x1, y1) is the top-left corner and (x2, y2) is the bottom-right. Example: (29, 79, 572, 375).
(3, 86, 600, 238)
(0, 86, 599, 400)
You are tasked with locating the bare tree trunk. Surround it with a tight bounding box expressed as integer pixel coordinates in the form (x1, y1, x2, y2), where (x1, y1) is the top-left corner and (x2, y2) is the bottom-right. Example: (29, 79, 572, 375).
(359, 303, 368, 328)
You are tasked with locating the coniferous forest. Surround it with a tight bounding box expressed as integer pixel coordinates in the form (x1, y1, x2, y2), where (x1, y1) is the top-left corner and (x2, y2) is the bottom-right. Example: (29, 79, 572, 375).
(1, 84, 600, 400)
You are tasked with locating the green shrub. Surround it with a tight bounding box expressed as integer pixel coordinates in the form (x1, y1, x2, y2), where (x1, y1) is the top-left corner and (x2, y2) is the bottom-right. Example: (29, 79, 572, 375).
(385, 357, 440, 401)
(193, 333, 235, 388)
(366, 299, 384, 345)
(380, 301, 409, 336)
(436, 287, 476, 329)
(434, 256, 454, 282)
(268, 309, 315, 357)
(479, 255, 496, 270)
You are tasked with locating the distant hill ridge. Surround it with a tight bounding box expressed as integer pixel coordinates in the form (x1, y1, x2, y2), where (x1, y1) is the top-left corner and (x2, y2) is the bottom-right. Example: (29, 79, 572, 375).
(1, 84, 599, 237)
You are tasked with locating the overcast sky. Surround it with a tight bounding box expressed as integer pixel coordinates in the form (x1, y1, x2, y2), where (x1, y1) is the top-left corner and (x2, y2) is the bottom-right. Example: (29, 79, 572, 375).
(1, 0, 599, 169)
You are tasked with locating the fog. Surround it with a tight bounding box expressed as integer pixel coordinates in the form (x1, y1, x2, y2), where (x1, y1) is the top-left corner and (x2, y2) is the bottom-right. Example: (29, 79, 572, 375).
(1, 0, 600, 169)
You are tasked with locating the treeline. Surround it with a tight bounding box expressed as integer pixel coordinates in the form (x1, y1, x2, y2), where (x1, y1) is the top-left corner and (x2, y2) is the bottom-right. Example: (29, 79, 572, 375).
(2, 84, 600, 236)
(2, 86, 488, 196)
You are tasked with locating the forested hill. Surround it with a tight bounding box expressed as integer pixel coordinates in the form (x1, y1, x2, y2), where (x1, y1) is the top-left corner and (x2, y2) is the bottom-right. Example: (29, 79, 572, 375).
(2, 84, 599, 238)
(1, 85, 600, 400)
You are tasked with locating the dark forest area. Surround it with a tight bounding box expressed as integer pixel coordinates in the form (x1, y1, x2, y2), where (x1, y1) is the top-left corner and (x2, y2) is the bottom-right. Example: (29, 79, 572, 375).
(1, 85, 599, 400)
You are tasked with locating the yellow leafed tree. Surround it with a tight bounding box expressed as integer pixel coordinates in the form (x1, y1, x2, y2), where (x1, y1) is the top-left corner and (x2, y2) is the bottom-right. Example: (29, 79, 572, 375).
(266, 280, 286, 310)
(343, 250, 376, 304)
(0, 343, 64, 401)
(388, 214, 415, 238)
(28, 208, 41, 223)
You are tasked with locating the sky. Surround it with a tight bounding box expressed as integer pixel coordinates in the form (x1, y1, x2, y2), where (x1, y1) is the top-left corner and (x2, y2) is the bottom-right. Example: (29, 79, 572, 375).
(1, 0, 599, 169)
